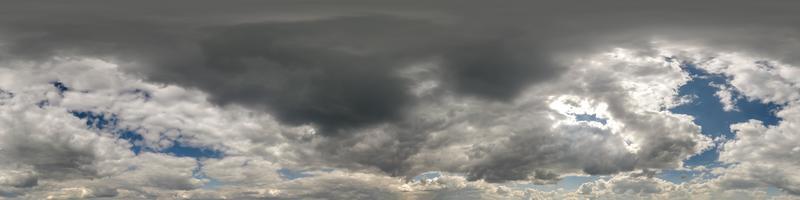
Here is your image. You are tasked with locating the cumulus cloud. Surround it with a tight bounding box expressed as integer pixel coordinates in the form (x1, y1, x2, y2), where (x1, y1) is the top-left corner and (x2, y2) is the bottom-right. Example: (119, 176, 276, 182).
(0, 30, 717, 199)
(718, 109, 800, 195)
(0, 0, 799, 199)
(4, 0, 799, 134)
(711, 83, 740, 112)
(658, 46, 800, 196)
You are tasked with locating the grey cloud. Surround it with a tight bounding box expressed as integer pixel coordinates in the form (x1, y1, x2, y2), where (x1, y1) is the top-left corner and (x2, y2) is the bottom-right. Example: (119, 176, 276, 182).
(176, 173, 539, 200)
(304, 66, 703, 182)
(0, 123, 98, 180)
(2, 0, 800, 134)
(0, 171, 37, 188)
(192, 16, 432, 133)
(439, 38, 561, 100)
(718, 105, 800, 195)
(0, 0, 799, 196)
(0, 14, 564, 134)
(465, 124, 637, 182)
(260, 172, 405, 200)
(0, 187, 25, 198)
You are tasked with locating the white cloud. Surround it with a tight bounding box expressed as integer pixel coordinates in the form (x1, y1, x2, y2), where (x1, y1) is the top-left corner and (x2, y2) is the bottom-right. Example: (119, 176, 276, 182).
(0, 58, 302, 198)
(711, 83, 740, 112)
(655, 46, 800, 196)
(1, 38, 798, 198)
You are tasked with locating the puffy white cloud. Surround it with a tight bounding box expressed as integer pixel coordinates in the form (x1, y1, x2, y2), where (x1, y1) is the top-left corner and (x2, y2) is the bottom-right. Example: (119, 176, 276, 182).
(718, 106, 800, 195)
(0, 3, 798, 197)
(0, 45, 718, 198)
(656, 46, 800, 196)
(633, 46, 800, 198)
(0, 58, 298, 198)
(711, 83, 740, 112)
(0, 85, 132, 182)
(404, 47, 709, 181)
(663, 48, 800, 105)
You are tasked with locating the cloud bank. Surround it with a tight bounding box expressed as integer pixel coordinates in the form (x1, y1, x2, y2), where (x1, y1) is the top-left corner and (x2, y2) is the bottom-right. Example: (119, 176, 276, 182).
(0, 0, 799, 199)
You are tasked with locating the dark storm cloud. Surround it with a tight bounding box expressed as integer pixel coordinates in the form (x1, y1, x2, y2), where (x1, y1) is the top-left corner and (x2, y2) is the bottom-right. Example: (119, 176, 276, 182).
(0, 11, 566, 134)
(194, 15, 564, 133)
(439, 37, 559, 100)
(194, 16, 442, 133)
(3, 0, 800, 134)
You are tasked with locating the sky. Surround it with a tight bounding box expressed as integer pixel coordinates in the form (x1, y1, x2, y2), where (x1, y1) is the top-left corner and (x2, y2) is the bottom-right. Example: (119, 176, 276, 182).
(0, 1, 800, 199)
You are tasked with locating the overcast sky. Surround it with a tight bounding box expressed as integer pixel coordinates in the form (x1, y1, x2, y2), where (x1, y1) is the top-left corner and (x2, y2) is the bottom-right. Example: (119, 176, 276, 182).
(1, 1, 800, 199)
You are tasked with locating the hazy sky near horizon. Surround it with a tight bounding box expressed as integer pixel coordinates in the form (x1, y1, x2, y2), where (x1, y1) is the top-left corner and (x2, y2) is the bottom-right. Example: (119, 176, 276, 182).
(1, 1, 800, 199)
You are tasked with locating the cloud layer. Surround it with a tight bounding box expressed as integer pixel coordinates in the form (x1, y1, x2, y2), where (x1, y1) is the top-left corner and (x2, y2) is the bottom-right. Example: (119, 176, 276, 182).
(1, 0, 800, 199)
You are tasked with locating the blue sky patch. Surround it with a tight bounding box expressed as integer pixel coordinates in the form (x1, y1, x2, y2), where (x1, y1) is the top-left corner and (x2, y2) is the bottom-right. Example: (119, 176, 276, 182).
(118, 130, 145, 154)
(574, 113, 607, 125)
(51, 81, 69, 95)
(412, 171, 442, 182)
(670, 63, 782, 166)
(68, 109, 223, 159)
(278, 168, 314, 180)
(70, 111, 119, 130)
(162, 140, 224, 159)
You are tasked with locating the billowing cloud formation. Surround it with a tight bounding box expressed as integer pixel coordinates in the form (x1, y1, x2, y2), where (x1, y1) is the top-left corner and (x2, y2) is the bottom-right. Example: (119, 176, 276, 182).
(3, 0, 798, 133)
(1, 14, 565, 134)
(0, 0, 799, 199)
(678, 52, 800, 195)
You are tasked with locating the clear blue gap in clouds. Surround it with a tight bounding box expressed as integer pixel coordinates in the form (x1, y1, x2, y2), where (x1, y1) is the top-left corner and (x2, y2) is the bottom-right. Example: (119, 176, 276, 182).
(548, 60, 785, 189)
(56, 80, 318, 186)
(56, 81, 224, 159)
(51, 81, 69, 95)
(50, 59, 786, 190)
(278, 168, 314, 180)
(669, 62, 781, 167)
(71, 111, 119, 130)
(410, 171, 442, 182)
(405, 61, 784, 191)
(71, 110, 224, 158)
(37, 81, 73, 107)
(70, 109, 225, 187)
(574, 113, 607, 124)
(162, 139, 224, 158)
